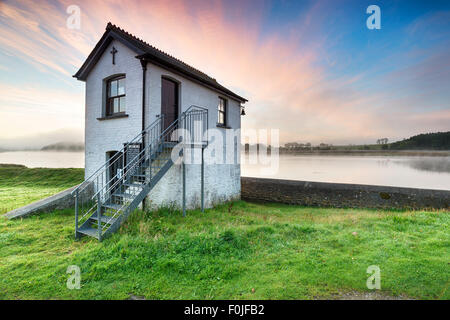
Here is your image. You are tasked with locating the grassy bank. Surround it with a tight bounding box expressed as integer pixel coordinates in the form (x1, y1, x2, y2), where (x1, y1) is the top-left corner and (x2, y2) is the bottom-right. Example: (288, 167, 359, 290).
(0, 164, 83, 214)
(0, 167, 448, 299)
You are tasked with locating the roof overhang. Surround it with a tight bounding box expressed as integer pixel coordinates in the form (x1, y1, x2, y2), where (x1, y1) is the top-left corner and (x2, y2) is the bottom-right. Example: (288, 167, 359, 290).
(73, 30, 145, 81)
(136, 53, 247, 103)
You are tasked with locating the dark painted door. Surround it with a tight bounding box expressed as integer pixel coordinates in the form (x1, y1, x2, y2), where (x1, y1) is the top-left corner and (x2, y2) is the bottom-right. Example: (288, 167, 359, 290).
(161, 78, 178, 131)
(107, 151, 123, 196)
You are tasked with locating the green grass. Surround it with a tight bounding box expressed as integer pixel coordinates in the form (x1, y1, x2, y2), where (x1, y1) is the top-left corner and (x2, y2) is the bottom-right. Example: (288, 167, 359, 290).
(0, 165, 84, 214)
(0, 167, 448, 300)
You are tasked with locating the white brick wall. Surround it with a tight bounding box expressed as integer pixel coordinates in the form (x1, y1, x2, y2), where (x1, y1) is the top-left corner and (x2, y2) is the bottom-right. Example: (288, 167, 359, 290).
(85, 40, 142, 178)
(84, 39, 242, 209)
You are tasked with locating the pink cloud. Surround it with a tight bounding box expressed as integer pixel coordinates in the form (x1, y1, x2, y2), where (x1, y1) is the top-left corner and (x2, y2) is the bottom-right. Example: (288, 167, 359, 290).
(0, 0, 448, 144)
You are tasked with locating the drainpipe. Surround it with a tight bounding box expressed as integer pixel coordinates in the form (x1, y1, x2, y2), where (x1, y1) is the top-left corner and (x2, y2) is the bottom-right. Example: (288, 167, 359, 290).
(140, 58, 147, 211)
(140, 58, 147, 138)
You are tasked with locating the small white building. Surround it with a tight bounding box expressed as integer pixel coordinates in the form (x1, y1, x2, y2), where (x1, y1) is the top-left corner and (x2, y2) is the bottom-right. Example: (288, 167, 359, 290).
(73, 23, 247, 240)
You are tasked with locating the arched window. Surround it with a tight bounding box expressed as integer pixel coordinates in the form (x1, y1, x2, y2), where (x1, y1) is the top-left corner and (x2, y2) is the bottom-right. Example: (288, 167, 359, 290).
(106, 76, 126, 115)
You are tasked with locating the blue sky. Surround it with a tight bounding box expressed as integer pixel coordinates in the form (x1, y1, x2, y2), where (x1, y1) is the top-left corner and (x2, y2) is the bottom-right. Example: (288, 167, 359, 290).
(0, 0, 449, 148)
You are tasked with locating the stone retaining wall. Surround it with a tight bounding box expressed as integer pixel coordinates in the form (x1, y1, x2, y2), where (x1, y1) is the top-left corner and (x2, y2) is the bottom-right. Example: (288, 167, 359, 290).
(241, 177, 450, 210)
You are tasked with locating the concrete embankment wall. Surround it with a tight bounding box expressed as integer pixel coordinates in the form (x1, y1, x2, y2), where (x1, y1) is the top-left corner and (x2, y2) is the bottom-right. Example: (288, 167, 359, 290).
(241, 177, 450, 210)
(4, 183, 93, 219)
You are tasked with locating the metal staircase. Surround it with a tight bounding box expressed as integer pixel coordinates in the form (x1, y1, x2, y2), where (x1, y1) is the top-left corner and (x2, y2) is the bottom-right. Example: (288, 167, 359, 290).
(72, 106, 208, 241)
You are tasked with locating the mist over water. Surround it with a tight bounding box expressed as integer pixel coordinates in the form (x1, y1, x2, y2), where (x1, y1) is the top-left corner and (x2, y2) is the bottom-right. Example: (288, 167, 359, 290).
(0, 151, 449, 190)
(394, 157, 450, 173)
(0, 151, 84, 169)
(242, 154, 450, 191)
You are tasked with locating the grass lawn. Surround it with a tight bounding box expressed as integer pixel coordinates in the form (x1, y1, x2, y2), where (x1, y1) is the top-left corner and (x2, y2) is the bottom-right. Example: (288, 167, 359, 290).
(0, 164, 84, 214)
(0, 166, 448, 299)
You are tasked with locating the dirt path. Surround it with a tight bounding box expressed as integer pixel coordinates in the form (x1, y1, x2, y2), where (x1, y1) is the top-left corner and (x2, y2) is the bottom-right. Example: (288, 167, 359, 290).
(322, 291, 413, 300)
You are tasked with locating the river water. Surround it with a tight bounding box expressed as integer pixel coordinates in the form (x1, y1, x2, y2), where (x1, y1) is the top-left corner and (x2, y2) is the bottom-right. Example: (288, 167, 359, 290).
(1, 151, 449, 190)
(242, 154, 450, 190)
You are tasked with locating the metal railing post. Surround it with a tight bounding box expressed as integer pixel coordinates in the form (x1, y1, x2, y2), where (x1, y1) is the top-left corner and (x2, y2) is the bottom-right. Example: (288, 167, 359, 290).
(206, 109, 209, 143)
(182, 150, 186, 217)
(122, 146, 125, 190)
(71, 115, 171, 240)
(97, 193, 102, 241)
(149, 144, 152, 181)
(75, 189, 79, 239)
(201, 146, 204, 212)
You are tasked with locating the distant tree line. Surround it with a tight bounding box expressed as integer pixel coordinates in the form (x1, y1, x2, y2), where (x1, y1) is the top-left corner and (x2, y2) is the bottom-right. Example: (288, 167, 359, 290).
(41, 142, 84, 152)
(241, 131, 449, 154)
(389, 132, 450, 150)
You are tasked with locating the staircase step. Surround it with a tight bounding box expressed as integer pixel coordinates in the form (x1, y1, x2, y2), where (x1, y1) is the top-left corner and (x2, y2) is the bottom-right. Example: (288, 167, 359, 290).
(143, 158, 171, 168)
(89, 215, 118, 224)
(163, 142, 177, 147)
(112, 192, 134, 199)
(102, 203, 123, 210)
(75, 116, 187, 241)
(143, 161, 168, 168)
(124, 142, 142, 146)
(154, 159, 171, 163)
(155, 151, 173, 156)
(123, 183, 144, 188)
(77, 227, 100, 239)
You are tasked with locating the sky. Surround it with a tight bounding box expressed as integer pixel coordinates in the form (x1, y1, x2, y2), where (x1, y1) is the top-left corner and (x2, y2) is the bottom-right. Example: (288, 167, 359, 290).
(0, 0, 449, 148)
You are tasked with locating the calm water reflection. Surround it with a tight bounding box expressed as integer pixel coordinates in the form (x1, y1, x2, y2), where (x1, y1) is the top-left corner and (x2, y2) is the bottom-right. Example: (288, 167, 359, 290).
(242, 155, 450, 190)
(0, 151, 84, 168)
(1, 151, 449, 190)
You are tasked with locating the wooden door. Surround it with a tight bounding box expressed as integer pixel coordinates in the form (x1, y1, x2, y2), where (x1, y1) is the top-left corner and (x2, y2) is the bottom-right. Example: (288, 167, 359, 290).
(161, 78, 178, 131)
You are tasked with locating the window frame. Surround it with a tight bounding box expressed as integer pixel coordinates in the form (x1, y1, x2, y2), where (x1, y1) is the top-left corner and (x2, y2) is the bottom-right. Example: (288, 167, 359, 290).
(106, 75, 126, 116)
(217, 96, 227, 126)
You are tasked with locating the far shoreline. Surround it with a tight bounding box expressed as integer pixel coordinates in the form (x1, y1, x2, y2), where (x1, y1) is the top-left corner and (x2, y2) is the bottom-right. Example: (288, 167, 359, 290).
(0, 149, 84, 153)
(1, 149, 450, 157)
(270, 149, 450, 157)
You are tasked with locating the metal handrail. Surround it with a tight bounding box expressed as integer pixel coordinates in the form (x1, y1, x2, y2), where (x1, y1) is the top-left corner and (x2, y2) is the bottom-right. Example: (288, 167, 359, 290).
(95, 106, 208, 198)
(96, 105, 208, 198)
(99, 122, 182, 229)
(91, 107, 207, 213)
(74, 105, 209, 239)
(71, 115, 164, 196)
